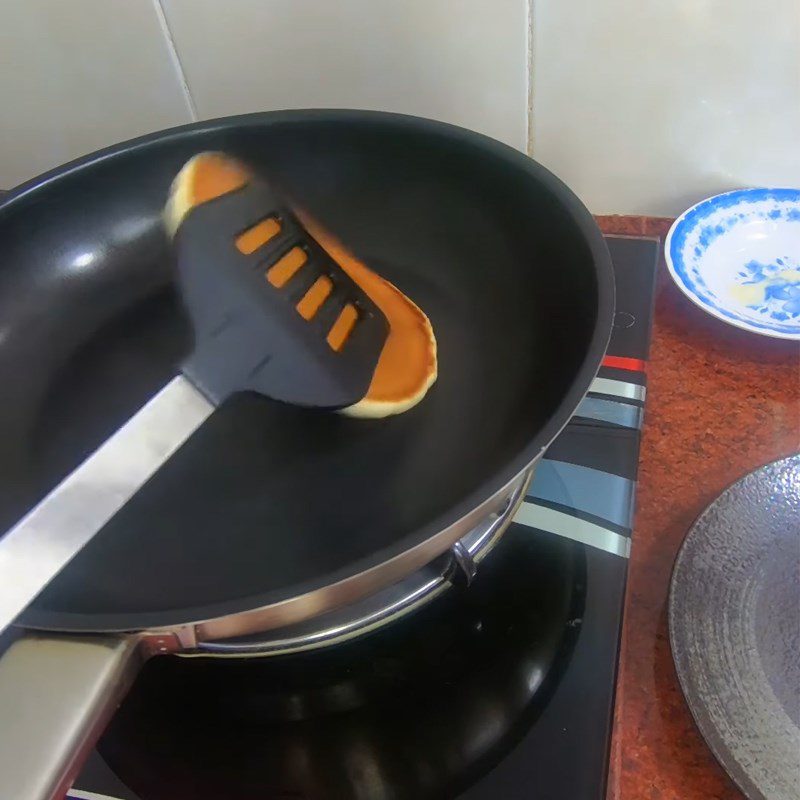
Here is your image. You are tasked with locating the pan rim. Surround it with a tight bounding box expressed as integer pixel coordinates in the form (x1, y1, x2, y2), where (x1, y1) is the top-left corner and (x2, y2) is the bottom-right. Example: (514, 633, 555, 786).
(4, 109, 615, 635)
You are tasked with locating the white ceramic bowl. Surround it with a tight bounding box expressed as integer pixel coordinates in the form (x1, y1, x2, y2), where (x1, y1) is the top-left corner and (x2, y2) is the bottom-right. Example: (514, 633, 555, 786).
(665, 189, 800, 339)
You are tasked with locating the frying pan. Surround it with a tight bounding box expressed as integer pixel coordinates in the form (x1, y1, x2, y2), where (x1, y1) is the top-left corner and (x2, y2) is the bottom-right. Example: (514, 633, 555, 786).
(0, 110, 613, 800)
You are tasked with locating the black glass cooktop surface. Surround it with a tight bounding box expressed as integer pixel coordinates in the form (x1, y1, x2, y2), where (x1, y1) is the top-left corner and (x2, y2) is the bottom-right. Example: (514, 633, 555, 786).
(71, 236, 659, 800)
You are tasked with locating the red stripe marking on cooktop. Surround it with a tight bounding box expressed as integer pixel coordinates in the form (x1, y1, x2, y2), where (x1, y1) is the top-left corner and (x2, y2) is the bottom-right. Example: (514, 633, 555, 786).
(603, 355, 647, 372)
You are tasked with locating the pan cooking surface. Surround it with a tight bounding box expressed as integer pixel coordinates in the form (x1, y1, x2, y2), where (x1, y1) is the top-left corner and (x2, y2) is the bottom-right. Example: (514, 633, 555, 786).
(0, 112, 610, 630)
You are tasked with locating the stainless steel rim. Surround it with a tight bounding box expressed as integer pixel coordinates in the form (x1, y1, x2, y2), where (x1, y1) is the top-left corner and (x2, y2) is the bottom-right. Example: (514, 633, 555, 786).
(155, 470, 533, 658)
(186, 470, 532, 657)
(127, 464, 539, 651)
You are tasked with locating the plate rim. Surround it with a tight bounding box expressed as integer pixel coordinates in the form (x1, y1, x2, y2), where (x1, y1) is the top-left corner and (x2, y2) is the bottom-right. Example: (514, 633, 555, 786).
(668, 453, 800, 800)
(664, 187, 800, 341)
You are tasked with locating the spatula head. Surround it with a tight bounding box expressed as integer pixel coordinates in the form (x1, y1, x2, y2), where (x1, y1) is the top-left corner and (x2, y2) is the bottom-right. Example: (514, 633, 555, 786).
(172, 177, 388, 409)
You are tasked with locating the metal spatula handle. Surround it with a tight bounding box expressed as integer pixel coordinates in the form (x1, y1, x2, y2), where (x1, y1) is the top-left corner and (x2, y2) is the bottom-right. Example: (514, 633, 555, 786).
(177, 181, 388, 408)
(0, 174, 388, 635)
(0, 377, 212, 635)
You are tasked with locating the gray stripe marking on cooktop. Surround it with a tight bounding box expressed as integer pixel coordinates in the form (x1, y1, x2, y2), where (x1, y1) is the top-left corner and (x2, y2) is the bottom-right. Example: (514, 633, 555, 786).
(590, 377, 646, 402)
(514, 501, 631, 558)
(528, 459, 634, 528)
(575, 396, 643, 429)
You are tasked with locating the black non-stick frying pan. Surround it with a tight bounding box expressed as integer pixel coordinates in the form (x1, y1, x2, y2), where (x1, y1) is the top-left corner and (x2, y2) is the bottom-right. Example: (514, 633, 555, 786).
(0, 110, 613, 799)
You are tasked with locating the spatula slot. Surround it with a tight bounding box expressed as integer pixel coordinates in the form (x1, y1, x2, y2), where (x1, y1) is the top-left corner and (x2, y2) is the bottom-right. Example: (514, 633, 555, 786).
(265, 246, 307, 287)
(326, 303, 359, 351)
(235, 216, 281, 254)
(296, 276, 333, 320)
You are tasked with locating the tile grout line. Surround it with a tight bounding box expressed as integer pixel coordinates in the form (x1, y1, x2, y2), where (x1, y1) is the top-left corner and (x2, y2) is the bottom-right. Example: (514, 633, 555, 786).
(151, 0, 198, 121)
(526, 0, 535, 155)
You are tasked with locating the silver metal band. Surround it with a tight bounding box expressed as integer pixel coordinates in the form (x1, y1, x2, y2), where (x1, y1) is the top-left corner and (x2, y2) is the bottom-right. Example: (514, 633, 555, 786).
(188, 471, 531, 657)
(575, 396, 643, 429)
(589, 376, 646, 403)
(68, 790, 122, 800)
(514, 501, 631, 559)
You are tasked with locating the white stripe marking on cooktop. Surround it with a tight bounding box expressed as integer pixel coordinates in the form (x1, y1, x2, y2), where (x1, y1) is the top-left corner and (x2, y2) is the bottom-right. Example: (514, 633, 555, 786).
(590, 377, 646, 403)
(514, 501, 631, 559)
(68, 791, 123, 800)
(575, 396, 643, 429)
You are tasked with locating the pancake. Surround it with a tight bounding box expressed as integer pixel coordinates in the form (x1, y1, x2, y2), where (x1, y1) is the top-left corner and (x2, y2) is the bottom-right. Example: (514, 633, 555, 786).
(165, 153, 437, 418)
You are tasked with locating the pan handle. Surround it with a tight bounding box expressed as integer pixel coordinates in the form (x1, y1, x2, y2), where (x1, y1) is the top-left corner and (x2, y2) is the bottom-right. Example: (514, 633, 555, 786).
(0, 632, 142, 800)
(445, 468, 533, 585)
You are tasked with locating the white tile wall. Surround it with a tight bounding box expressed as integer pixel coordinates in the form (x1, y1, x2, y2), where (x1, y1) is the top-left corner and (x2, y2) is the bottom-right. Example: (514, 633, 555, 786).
(0, 0, 193, 188)
(531, 0, 800, 216)
(2, 0, 797, 214)
(160, 0, 529, 152)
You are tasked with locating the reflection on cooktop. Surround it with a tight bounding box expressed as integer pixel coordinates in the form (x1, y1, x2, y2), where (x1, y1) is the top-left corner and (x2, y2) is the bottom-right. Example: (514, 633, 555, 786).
(98, 528, 585, 799)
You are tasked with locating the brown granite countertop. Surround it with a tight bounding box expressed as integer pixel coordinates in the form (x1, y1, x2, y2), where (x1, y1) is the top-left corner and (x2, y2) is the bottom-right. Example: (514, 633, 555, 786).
(597, 215, 800, 800)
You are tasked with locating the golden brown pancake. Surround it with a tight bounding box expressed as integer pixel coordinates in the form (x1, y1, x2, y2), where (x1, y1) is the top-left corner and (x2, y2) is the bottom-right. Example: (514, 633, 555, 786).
(165, 153, 437, 418)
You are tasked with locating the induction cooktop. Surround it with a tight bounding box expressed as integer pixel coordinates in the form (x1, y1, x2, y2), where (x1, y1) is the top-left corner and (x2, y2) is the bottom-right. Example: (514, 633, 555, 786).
(70, 235, 659, 800)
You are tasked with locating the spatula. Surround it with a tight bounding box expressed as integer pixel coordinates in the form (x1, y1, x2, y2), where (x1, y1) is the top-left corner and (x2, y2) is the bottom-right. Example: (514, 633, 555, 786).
(0, 171, 388, 635)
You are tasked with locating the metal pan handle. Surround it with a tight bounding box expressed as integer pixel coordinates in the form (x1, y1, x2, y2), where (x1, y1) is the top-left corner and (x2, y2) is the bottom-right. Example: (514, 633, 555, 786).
(0, 632, 142, 800)
(444, 470, 531, 585)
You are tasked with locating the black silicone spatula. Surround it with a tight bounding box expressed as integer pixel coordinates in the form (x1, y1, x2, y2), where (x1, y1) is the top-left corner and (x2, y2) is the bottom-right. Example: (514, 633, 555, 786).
(176, 176, 388, 408)
(0, 170, 388, 635)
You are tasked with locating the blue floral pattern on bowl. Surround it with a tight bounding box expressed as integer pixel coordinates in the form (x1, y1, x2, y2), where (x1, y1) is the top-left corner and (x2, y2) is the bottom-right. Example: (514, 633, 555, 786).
(665, 189, 800, 340)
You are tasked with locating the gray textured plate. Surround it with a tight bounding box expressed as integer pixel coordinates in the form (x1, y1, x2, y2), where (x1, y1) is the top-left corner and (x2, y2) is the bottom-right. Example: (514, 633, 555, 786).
(669, 454, 800, 800)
